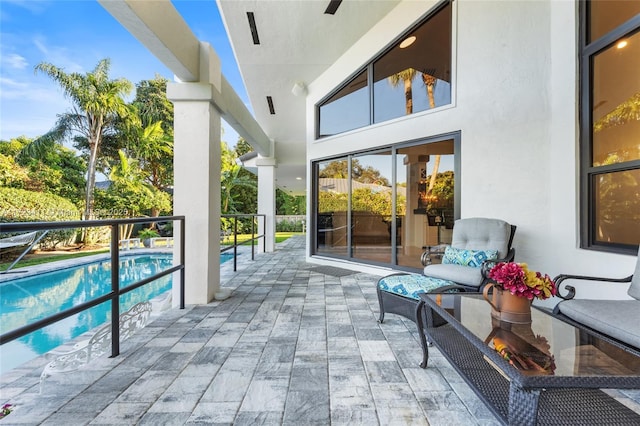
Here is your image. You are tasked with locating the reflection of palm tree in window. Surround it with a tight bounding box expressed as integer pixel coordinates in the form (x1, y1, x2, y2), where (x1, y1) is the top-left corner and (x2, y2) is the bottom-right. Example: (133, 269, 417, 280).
(388, 68, 418, 115)
(421, 72, 441, 196)
(593, 93, 640, 133)
(592, 94, 640, 243)
(388, 69, 442, 199)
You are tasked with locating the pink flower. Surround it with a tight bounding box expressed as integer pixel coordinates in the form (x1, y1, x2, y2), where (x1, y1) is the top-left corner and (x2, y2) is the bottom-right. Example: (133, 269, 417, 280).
(489, 262, 557, 300)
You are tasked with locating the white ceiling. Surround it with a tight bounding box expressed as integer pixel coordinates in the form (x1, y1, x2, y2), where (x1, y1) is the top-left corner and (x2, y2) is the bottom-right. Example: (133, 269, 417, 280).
(217, 0, 401, 194)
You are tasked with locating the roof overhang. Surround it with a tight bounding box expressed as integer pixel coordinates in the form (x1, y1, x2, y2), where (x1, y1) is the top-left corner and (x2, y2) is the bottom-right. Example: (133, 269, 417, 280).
(217, 0, 401, 194)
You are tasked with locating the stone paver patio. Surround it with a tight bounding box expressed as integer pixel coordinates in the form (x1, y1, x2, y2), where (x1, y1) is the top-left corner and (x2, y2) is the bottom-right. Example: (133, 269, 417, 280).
(2, 235, 640, 425)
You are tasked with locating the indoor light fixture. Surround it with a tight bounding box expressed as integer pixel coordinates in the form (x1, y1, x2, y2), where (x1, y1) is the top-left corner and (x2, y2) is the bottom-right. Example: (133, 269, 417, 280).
(399, 35, 416, 48)
(617, 40, 628, 49)
(291, 81, 307, 96)
(296, 177, 302, 180)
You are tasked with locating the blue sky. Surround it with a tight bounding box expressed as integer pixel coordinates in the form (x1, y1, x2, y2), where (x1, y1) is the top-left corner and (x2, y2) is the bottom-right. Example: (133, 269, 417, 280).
(0, 0, 245, 145)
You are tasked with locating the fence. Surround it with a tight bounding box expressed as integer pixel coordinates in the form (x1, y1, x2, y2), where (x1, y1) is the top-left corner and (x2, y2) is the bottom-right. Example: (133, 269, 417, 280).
(0, 216, 185, 360)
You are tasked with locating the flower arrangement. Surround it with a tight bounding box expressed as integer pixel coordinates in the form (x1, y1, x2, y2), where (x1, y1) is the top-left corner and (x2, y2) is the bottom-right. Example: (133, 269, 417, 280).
(0, 403, 14, 419)
(488, 262, 557, 301)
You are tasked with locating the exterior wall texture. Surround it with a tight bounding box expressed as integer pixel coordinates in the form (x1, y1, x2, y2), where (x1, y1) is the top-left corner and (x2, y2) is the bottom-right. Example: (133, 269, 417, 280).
(305, 0, 637, 305)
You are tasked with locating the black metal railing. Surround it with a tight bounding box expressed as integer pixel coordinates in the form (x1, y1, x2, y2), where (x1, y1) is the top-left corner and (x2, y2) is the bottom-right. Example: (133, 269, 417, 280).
(0, 216, 185, 359)
(221, 214, 265, 271)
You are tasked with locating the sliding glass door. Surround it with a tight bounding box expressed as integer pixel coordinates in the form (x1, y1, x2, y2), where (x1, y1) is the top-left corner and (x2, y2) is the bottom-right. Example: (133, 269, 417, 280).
(312, 134, 459, 270)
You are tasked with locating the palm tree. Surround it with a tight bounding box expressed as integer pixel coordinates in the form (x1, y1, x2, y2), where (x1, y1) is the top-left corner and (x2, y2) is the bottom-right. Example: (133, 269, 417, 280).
(388, 68, 418, 115)
(388, 69, 442, 199)
(421, 73, 441, 197)
(124, 120, 173, 217)
(26, 58, 133, 223)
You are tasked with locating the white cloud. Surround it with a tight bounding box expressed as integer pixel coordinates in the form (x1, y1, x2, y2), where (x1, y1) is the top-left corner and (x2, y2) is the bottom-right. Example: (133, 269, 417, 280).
(0, 77, 28, 88)
(32, 35, 83, 72)
(4, 53, 27, 69)
(2, 0, 49, 14)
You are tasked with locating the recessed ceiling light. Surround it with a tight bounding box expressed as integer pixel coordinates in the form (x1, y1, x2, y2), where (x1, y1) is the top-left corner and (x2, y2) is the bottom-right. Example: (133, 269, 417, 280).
(247, 12, 260, 45)
(617, 40, 628, 49)
(324, 0, 342, 15)
(400, 36, 416, 49)
(296, 177, 302, 180)
(266, 96, 275, 114)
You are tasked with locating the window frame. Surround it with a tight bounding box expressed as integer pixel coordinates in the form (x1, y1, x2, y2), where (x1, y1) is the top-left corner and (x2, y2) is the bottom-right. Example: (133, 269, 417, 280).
(579, 3, 640, 254)
(315, 0, 452, 139)
(310, 131, 461, 271)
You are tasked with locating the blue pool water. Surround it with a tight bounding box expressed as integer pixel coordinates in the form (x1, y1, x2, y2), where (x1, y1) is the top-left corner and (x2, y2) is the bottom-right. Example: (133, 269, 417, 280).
(0, 252, 234, 374)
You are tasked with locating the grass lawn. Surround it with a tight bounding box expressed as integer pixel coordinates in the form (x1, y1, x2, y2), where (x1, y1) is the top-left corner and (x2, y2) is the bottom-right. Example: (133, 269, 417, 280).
(0, 232, 303, 271)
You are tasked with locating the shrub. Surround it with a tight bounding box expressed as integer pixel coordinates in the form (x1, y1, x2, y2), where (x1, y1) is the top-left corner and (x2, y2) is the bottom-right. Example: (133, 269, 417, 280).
(0, 187, 80, 249)
(276, 219, 304, 232)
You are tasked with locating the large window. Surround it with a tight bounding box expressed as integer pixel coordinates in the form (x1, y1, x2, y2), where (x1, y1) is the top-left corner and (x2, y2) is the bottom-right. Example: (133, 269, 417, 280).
(581, 2, 640, 253)
(312, 134, 459, 270)
(317, 1, 452, 138)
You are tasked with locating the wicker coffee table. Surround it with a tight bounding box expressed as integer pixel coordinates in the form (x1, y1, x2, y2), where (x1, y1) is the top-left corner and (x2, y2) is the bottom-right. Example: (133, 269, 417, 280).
(416, 293, 640, 425)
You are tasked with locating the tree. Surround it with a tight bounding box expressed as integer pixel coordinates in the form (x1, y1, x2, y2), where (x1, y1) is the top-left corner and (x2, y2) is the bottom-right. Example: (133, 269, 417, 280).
(421, 73, 441, 197)
(26, 58, 133, 224)
(133, 75, 174, 136)
(388, 68, 418, 115)
(234, 137, 253, 157)
(319, 158, 390, 186)
(220, 142, 257, 214)
(3, 136, 85, 204)
(0, 153, 29, 188)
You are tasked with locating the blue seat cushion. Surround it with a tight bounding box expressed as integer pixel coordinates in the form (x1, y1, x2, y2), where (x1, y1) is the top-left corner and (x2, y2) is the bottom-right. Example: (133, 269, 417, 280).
(378, 274, 456, 300)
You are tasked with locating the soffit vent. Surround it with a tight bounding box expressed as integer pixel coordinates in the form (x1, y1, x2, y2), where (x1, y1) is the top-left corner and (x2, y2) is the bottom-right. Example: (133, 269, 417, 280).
(247, 12, 260, 44)
(267, 96, 275, 114)
(324, 0, 343, 15)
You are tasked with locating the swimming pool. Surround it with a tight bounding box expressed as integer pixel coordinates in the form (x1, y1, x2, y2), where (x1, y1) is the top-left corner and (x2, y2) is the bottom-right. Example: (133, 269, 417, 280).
(0, 252, 234, 374)
(0, 254, 173, 374)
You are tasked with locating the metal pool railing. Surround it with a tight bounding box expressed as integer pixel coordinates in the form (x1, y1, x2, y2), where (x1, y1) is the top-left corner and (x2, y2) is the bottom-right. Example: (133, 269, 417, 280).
(221, 214, 265, 271)
(0, 216, 185, 359)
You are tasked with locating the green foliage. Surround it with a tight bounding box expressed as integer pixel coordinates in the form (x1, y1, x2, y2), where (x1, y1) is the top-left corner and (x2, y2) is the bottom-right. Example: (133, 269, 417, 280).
(319, 158, 390, 185)
(133, 75, 174, 136)
(318, 191, 348, 213)
(137, 228, 160, 239)
(221, 142, 257, 214)
(0, 187, 80, 249)
(351, 188, 392, 216)
(426, 170, 454, 210)
(276, 219, 305, 232)
(2, 137, 86, 205)
(276, 190, 306, 215)
(101, 150, 171, 217)
(32, 58, 133, 221)
(0, 153, 29, 188)
(234, 138, 253, 156)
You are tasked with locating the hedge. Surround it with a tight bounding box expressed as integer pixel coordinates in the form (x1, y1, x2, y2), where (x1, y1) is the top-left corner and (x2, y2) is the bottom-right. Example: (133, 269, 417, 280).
(0, 187, 80, 249)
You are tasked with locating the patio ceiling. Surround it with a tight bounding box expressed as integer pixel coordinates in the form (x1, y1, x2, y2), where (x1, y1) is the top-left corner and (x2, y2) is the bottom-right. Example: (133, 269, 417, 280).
(216, 0, 401, 195)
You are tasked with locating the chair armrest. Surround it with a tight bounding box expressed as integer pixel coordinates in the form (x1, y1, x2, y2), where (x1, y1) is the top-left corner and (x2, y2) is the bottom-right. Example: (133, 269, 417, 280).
(553, 273, 633, 300)
(480, 248, 516, 279)
(421, 244, 448, 266)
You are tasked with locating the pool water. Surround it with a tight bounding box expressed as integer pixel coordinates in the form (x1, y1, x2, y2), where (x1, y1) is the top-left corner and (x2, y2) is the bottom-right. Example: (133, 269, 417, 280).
(0, 252, 234, 374)
(0, 254, 173, 374)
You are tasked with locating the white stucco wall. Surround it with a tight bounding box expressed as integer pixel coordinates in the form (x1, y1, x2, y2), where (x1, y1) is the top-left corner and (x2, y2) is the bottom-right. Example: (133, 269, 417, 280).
(305, 0, 637, 303)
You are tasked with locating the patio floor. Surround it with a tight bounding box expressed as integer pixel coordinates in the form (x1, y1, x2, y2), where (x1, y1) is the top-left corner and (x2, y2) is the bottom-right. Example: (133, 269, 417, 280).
(2, 235, 640, 425)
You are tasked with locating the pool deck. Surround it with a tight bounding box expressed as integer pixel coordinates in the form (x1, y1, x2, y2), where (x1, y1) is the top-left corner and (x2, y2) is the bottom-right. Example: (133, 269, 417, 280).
(2, 235, 640, 425)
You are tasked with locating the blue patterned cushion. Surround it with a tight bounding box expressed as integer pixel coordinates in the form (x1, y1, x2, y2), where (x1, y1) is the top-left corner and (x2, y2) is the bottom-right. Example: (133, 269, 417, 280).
(378, 274, 456, 300)
(442, 247, 498, 268)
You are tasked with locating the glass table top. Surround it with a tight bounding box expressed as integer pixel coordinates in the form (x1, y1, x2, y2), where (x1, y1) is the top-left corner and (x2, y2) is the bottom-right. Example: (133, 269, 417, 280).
(423, 293, 640, 379)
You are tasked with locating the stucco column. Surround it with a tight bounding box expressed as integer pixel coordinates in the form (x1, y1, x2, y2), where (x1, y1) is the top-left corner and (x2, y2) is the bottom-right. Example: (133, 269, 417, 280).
(257, 156, 276, 253)
(168, 82, 221, 305)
